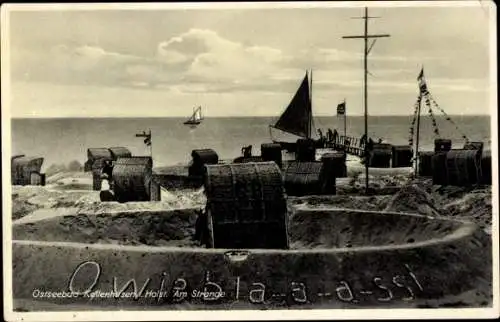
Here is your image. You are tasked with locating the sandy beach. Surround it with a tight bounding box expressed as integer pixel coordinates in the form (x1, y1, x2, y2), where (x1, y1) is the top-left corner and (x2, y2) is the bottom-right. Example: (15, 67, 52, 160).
(13, 170, 492, 228)
(10, 169, 493, 311)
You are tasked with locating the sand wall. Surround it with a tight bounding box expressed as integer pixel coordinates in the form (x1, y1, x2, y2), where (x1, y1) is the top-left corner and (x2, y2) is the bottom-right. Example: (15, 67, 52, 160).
(14, 209, 200, 247)
(12, 208, 492, 309)
(14, 208, 469, 249)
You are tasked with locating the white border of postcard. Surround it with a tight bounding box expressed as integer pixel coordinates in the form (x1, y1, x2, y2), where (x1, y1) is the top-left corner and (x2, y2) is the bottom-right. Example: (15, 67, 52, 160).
(2, 1, 499, 321)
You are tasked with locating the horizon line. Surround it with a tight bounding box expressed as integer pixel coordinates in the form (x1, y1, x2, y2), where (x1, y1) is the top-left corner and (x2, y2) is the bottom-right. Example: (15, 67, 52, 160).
(10, 114, 492, 119)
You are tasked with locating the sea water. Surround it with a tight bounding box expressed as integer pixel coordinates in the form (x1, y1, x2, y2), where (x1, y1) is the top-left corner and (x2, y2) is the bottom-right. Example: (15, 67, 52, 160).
(11, 115, 491, 171)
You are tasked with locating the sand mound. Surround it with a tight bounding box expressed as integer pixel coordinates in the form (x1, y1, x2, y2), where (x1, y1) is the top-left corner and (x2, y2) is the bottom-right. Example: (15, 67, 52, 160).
(432, 185, 491, 208)
(153, 165, 189, 176)
(426, 185, 492, 233)
(335, 174, 412, 195)
(46, 171, 92, 185)
(71, 188, 206, 215)
(289, 209, 463, 249)
(13, 186, 59, 208)
(441, 190, 492, 233)
(11, 179, 207, 221)
(11, 197, 40, 220)
(14, 209, 200, 247)
(14, 208, 80, 226)
(289, 195, 390, 212)
(11, 186, 96, 220)
(348, 173, 411, 188)
(384, 183, 440, 216)
(383, 183, 493, 234)
(46, 172, 93, 191)
(160, 187, 207, 209)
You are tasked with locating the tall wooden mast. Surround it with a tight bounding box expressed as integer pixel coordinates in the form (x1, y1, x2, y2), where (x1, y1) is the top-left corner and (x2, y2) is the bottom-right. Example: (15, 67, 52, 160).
(342, 7, 390, 194)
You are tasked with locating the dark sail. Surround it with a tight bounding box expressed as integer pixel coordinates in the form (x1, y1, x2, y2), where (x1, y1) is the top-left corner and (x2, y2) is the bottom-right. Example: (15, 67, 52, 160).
(272, 73, 312, 138)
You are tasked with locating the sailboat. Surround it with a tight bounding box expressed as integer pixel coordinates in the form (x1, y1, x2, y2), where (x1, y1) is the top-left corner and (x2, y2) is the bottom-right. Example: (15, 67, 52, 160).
(269, 70, 323, 152)
(184, 106, 203, 128)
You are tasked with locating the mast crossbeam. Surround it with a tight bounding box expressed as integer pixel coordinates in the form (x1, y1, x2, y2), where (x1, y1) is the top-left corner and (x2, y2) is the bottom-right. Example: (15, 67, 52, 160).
(342, 34, 390, 39)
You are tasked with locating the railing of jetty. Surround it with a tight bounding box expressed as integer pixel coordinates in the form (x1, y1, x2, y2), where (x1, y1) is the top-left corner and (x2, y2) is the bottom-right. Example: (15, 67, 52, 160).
(327, 135, 366, 157)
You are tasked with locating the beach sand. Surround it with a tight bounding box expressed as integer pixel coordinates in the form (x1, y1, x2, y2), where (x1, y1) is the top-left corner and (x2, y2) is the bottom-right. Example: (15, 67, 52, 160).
(13, 170, 491, 230)
(10, 170, 493, 310)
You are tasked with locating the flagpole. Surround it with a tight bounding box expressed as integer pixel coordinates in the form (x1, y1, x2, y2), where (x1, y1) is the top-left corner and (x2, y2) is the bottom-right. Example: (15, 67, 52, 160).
(343, 98, 347, 139)
(135, 130, 152, 160)
(415, 69, 423, 177)
(149, 129, 153, 160)
(414, 95, 422, 176)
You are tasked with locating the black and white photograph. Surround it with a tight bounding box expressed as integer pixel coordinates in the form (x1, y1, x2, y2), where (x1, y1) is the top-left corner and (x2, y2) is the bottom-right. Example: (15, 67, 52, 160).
(2, 1, 498, 320)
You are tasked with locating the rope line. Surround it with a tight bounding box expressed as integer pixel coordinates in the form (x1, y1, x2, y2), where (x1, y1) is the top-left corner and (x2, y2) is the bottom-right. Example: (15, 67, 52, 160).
(408, 95, 421, 146)
(428, 94, 469, 142)
(424, 94, 440, 137)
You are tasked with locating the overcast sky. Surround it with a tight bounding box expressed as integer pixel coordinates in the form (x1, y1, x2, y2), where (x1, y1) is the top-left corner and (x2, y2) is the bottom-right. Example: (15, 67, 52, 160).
(4, 2, 495, 117)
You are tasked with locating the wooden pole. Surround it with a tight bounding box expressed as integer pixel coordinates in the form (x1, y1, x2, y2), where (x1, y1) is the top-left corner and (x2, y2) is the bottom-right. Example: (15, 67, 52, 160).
(414, 95, 422, 176)
(135, 129, 153, 162)
(363, 7, 369, 193)
(309, 69, 313, 139)
(342, 7, 390, 194)
(344, 98, 347, 139)
(149, 129, 153, 159)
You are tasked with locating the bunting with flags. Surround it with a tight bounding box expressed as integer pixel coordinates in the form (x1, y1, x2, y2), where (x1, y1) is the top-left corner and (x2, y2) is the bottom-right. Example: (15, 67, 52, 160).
(425, 97, 441, 137)
(411, 67, 470, 151)
(408, 95, 421, 146)
(428, 95, 469, 142)
(417, 68, 429, 95)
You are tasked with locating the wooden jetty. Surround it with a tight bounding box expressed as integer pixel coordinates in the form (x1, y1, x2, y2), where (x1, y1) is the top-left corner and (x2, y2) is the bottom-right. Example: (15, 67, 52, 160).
(328, 135, 366, 157)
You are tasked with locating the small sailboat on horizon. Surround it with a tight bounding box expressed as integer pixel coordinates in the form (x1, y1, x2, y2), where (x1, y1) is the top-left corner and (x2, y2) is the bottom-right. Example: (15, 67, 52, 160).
(184, 106, 204, 128)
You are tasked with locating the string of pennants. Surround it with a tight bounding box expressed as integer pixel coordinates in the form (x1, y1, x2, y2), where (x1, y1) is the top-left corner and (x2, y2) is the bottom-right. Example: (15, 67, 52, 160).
(408, 95, 421, 146)
(428, 94, 469, 142)
(418, 69, 440, 137)
(424, 94, 441, 137)
(408, 68, 469, 147)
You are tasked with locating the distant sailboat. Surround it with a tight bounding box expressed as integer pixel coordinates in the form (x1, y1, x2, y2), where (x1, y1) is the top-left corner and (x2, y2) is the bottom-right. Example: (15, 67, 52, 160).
(269, 70, 320, 152)
(184, 106, 203, 128)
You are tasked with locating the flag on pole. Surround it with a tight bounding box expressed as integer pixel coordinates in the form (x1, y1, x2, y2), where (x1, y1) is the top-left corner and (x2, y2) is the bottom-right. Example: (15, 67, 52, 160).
(417, 68, 424, 80)
(417, 68, 428, 94)
(337, 101, 346, 115)
(135, 130, 152, 146)
(144, 135, 151, 146)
